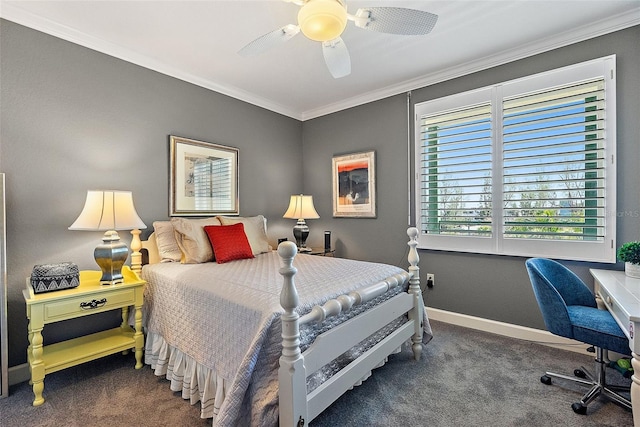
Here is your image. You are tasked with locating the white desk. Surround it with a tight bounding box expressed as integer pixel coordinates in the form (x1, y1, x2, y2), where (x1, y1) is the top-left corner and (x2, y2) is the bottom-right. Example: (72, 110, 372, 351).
(590, 268, 640, 424)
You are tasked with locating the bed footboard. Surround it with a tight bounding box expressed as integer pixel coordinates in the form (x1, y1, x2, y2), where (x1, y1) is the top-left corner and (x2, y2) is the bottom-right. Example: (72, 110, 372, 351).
(278, 227, 423, 427)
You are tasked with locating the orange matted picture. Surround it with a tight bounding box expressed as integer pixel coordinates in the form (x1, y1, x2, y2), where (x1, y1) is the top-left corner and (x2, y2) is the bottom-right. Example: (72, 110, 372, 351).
(332, 151, 376, 218)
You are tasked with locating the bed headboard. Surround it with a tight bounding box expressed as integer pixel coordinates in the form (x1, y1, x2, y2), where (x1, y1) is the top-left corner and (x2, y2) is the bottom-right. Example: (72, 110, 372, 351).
(140, 232, 160, 267)
(134, 216, 271, 272)
(130, 231, 160, 273)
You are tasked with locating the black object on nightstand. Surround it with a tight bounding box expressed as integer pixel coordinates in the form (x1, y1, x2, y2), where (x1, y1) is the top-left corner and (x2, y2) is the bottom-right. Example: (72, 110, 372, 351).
(309, 248, 335, 257)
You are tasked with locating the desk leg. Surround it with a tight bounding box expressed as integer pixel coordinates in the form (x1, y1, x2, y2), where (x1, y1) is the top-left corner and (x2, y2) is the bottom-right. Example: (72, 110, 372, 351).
(133, 304, 143, 369)
(632, 353, 640, 425)
(28, 327, 45, 406)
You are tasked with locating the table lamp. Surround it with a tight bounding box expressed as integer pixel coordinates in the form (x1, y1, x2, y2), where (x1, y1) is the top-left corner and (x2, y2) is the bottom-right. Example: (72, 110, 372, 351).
(283, 194, 319, 252)
(69, 190, 146, 285)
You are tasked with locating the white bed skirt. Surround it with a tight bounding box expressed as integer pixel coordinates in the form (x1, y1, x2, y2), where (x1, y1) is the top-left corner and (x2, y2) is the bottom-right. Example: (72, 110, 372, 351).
(145, 331, 227, 421)
(144, 329, 402, 424)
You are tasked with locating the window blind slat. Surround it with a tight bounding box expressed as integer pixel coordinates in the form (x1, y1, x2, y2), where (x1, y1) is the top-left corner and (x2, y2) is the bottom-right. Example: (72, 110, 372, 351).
(502, 77, 605, 242)
(418, 101, 493, 237)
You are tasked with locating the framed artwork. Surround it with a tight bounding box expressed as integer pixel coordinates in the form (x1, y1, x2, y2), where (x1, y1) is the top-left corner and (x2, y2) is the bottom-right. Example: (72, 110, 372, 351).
(332, 151, 376, 218)
(169, 135, 239, 216)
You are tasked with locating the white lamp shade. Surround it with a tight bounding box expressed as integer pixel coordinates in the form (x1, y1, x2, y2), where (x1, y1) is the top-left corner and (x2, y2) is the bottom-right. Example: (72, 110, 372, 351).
(69, 190, 146, 231)
(283, 194, 320, 220)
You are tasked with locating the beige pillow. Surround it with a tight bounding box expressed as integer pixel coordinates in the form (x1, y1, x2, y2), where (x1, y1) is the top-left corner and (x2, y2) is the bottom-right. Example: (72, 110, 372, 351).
(217, 215, 270, 255)
(152, 221, 182, 263)
(170, 217, 221, 263)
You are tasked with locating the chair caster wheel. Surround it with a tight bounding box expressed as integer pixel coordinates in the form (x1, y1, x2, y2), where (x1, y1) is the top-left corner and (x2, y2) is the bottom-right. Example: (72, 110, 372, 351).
(572, 402, 587, 415)
(574, 369, 587, 378)
(540, 375, 552, 385)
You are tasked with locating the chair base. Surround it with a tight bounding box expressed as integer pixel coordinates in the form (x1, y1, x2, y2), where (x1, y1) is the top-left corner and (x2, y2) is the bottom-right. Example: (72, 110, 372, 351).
(540, 348, 631, 414)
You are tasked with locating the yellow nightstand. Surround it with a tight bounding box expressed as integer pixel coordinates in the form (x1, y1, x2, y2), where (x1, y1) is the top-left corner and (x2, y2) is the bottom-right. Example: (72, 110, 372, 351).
(22, 266, 145, 406)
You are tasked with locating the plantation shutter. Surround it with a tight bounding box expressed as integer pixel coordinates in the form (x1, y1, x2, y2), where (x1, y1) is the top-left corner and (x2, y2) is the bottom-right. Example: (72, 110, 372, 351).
(414, 56, 616, 262)
(418, 102, 493, 237)
(502, 78, 606, 241)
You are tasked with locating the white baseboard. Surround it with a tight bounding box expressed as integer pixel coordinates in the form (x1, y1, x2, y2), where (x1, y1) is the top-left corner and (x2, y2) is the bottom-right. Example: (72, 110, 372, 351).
(426, 307, 592, 356)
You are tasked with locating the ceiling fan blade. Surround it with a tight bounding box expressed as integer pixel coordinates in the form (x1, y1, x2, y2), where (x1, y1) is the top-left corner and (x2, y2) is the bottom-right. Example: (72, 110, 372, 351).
(238, 24, 300, 56)
(322, 37, 351, 79)
(353, 7, 438, 35)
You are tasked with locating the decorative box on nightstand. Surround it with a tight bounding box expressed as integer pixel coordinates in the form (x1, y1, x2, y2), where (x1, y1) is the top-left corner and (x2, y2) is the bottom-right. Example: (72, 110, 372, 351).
(22, 266, 145, 406)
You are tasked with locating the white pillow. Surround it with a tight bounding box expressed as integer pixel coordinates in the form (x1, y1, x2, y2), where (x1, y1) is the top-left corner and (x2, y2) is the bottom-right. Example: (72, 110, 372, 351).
(170, 217, 221, 263)
(152, 221, 182, 263)
(217, 215, 270, 255)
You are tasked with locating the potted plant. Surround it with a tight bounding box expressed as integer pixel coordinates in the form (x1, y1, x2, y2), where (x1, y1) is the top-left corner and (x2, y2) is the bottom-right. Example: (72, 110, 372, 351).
(617, 241, 640, 278)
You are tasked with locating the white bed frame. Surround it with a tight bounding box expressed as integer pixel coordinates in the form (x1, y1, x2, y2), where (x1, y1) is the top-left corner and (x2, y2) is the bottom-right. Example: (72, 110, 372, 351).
(133, 227, 424, 427)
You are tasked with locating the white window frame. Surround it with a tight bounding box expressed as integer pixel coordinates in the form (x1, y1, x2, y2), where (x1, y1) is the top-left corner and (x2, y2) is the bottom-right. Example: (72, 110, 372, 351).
(414, 55, 617, 263)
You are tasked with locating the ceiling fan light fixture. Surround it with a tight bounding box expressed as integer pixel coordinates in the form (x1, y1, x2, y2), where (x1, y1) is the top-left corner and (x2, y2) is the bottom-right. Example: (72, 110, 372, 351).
(298, 0, 347, 42)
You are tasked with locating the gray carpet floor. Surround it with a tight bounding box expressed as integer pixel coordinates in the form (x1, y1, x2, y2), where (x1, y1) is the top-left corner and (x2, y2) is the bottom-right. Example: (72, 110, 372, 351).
(0, 320, 633, 426)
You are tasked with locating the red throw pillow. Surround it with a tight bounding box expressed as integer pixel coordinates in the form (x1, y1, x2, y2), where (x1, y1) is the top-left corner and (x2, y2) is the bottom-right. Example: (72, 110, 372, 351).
(204, 223, 255, 264)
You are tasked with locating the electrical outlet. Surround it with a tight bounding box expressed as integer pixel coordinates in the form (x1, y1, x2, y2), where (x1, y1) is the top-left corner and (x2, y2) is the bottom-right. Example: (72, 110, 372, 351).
(426, 273, 435, 288)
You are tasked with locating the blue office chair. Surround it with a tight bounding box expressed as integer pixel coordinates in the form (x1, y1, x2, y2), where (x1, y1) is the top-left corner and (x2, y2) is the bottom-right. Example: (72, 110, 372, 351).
(525, 258, 632, 415)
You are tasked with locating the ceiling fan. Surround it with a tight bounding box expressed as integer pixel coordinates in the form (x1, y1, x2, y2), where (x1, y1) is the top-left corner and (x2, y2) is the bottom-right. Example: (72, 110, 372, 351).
(238, 0, 438, 79)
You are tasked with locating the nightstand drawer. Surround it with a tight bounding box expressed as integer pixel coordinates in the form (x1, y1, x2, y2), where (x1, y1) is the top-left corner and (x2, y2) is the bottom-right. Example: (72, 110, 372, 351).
(44, 288, 136, 322)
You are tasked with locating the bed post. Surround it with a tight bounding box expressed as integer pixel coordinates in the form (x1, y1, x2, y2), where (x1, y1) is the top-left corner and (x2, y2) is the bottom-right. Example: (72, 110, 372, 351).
(130, 228, 143, 275)
(278, 242, 308, 427)
(407, 227, 424, 360)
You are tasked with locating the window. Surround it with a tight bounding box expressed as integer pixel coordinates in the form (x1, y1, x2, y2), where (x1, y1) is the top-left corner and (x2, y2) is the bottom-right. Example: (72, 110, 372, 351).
(414, 56, 616, 262)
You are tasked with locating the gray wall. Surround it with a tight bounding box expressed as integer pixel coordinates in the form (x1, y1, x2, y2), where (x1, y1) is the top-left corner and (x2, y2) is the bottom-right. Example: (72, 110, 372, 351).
(302, 95, 412, 263)
(0, 20, 302, 367)
(1, 18, 639, 369)
(302, 26, 640, 330)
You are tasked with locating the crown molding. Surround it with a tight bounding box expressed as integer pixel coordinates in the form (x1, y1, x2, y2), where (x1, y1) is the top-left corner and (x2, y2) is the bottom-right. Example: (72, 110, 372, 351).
(2, 3, 638, 122)
(0, 2, 302, 120)
(300, 11, 640, 120)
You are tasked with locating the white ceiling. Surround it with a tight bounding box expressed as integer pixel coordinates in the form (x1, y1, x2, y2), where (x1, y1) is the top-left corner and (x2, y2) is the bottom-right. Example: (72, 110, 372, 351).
(2, 1, 639, 120)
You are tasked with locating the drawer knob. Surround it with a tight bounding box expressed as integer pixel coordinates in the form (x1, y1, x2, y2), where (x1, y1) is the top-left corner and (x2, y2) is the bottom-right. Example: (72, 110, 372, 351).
(606, 296, 612, 304)
(80, 298, 107, 310)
